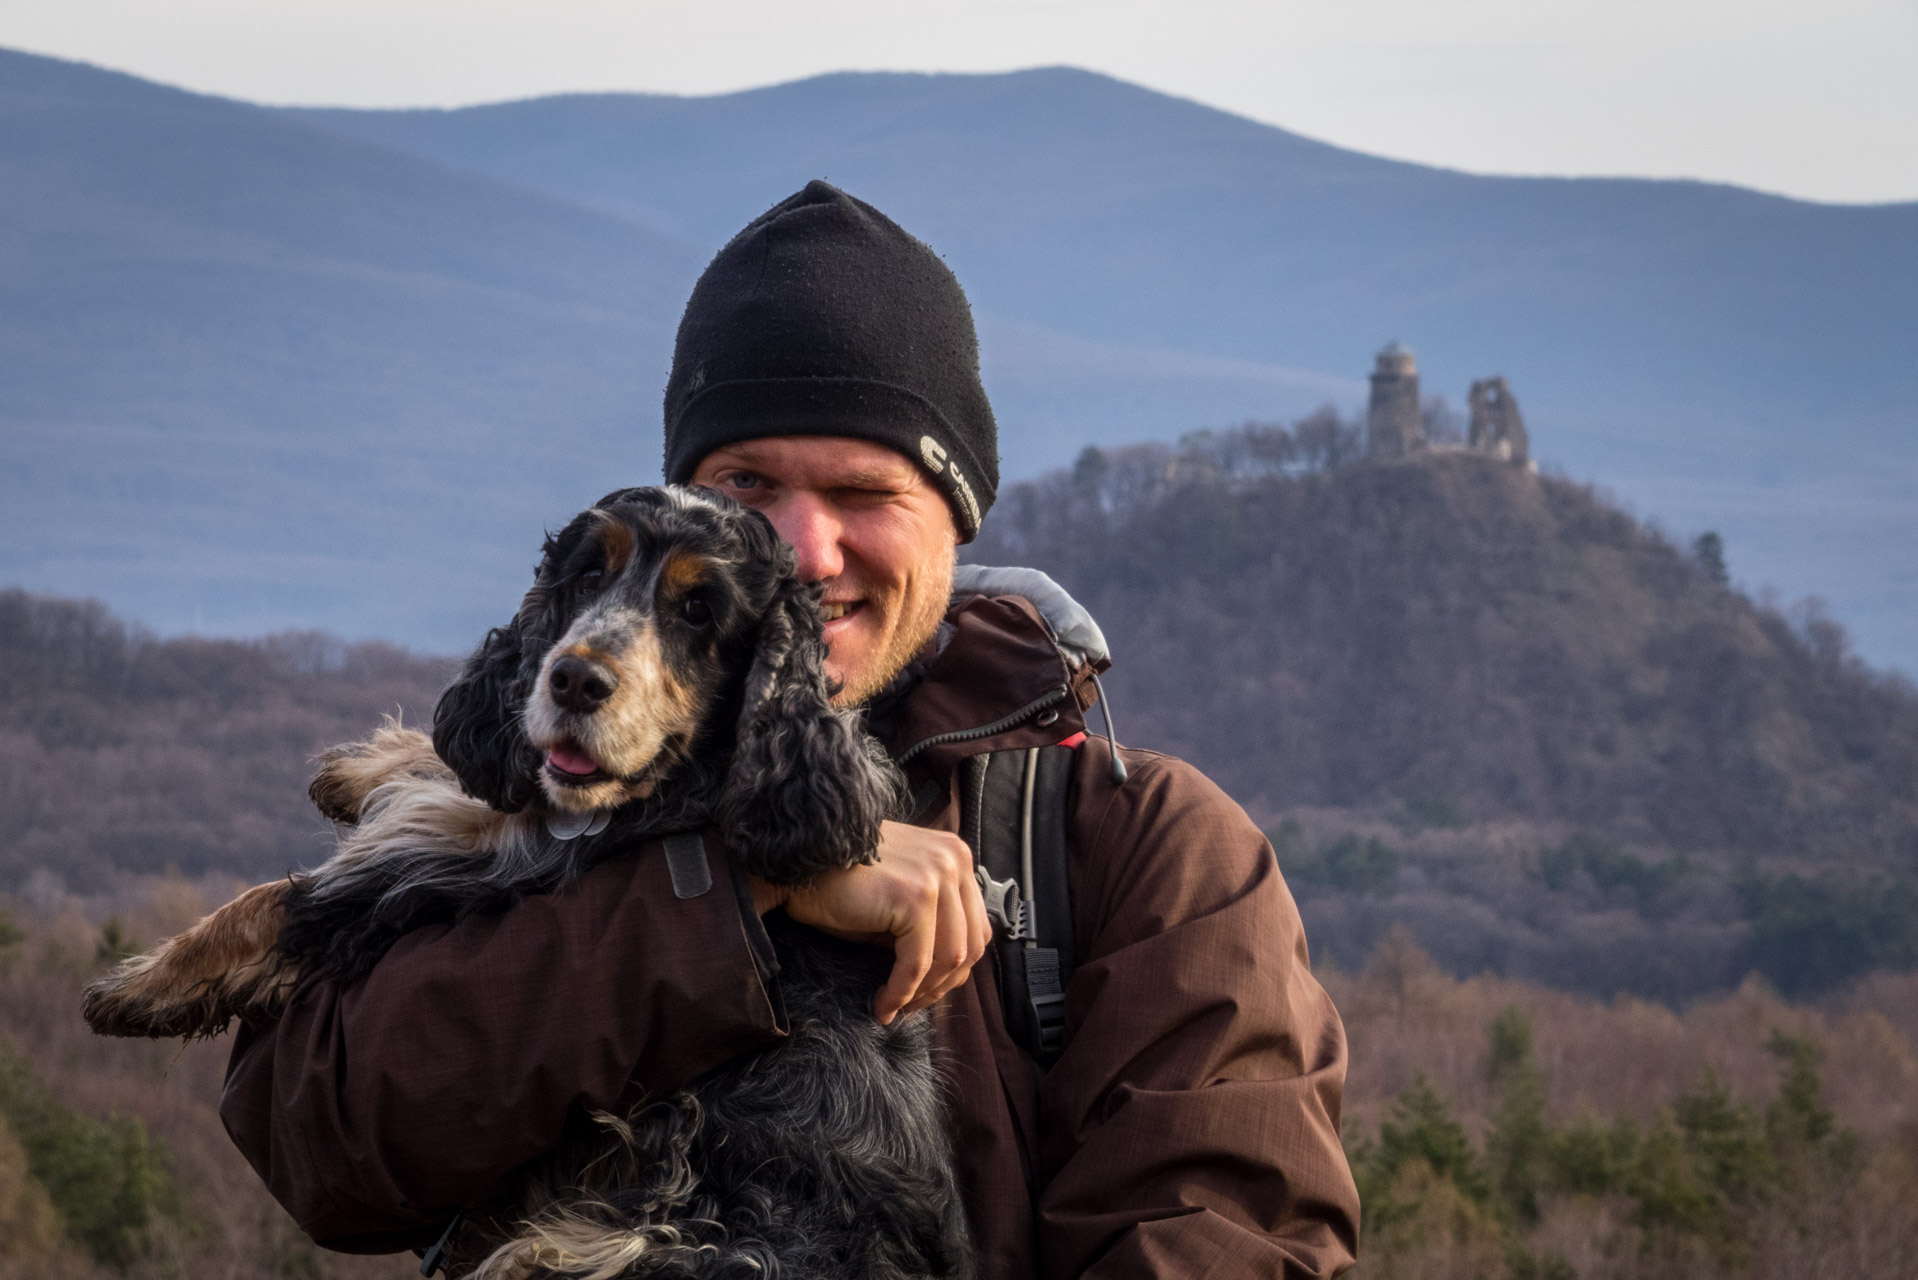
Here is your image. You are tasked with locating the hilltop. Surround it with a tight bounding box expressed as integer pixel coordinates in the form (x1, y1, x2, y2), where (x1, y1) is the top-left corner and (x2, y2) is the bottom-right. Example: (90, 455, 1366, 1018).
(0, 48, 1913, 665)
(970, 430, 1918, 998)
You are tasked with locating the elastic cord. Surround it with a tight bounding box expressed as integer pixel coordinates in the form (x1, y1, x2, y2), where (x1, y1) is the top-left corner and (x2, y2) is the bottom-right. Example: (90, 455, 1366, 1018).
(1090, 673, 1127, 785)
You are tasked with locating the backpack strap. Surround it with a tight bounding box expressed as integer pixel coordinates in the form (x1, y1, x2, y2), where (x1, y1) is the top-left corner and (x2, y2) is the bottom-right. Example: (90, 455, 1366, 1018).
(962, 745, 1077, 1068)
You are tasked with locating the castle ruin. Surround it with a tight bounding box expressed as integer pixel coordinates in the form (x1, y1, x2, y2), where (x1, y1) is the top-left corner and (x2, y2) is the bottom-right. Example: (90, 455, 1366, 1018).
(1467, 377, 1529, 466)
(1366, 342, 1423, 459)
(1364, 342, 1533, 467)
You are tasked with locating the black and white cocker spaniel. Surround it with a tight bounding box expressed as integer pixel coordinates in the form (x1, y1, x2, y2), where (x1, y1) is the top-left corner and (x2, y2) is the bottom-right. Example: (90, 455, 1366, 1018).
(83, 485, 971, 1280)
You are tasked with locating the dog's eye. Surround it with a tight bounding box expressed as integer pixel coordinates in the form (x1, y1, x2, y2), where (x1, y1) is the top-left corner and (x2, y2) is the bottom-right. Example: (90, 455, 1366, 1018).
(577, 569, 604, 597)
(681, 594, 712, 628)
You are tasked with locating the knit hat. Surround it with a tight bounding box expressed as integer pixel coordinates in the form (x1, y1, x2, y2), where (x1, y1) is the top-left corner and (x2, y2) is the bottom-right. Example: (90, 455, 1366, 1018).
(662, 181, 999, 540)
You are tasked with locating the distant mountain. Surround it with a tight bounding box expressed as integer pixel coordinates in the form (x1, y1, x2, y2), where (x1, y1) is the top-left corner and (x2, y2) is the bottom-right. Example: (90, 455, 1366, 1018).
(286, 69, 1918, 669)
(971, 438, 1918, 999)
(2, 49, 1914, 667)
(288, 69, 1916, 434)
(0, 47, 703, 648)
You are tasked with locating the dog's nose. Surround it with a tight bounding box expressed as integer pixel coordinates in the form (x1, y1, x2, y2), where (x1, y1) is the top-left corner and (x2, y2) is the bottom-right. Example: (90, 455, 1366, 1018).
(548, 654, 618, 713)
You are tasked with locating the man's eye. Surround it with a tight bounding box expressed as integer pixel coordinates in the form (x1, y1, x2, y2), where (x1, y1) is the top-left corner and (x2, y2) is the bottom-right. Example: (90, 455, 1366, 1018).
(682, 594, 712, 628)
(577, 569, 604, 596)
(725, 472, 761, 491)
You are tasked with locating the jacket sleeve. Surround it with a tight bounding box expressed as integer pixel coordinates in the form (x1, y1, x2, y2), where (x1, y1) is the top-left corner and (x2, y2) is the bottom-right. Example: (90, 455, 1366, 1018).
(218, 832, 785, 1254)
(1037, 747, 1361, 1279)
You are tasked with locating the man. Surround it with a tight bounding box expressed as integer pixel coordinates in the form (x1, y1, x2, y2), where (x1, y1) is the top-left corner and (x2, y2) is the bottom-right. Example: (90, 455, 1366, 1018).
(222, 181, 1360, 1277)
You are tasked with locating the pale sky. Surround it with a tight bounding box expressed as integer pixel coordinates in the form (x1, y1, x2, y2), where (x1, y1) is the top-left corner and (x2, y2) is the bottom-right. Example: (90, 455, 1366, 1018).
(3, 0, 1915, 204)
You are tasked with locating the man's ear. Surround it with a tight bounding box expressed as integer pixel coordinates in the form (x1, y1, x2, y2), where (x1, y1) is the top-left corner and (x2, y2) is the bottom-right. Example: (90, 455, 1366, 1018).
(717, 576, 906, 884)
(432, 589, 553, 814)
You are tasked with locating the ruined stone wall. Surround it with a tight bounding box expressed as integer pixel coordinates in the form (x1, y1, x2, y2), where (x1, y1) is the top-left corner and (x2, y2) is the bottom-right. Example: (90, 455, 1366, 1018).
(1468, 377, 1530, 465)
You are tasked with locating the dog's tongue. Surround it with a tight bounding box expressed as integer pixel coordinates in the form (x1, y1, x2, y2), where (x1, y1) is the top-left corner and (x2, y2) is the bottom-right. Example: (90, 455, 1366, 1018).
(546, 744, 599, 776)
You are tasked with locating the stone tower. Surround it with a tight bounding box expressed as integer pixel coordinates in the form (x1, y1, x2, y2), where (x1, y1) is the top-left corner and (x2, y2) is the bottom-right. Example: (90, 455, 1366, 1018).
(1467, 377, 1530, 465)
(1367, 342, 1424, 459)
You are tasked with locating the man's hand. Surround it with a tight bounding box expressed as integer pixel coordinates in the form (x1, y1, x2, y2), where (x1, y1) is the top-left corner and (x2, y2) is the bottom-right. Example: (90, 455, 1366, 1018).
(749, 821, 990, 1025)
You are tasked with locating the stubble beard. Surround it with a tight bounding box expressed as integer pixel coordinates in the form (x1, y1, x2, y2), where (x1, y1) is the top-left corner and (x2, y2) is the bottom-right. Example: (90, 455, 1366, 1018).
(835, 539, 957, 707)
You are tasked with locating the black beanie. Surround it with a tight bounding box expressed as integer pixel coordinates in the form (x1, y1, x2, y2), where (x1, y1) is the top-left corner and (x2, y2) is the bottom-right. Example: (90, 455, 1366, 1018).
(662, 181, 998, 540)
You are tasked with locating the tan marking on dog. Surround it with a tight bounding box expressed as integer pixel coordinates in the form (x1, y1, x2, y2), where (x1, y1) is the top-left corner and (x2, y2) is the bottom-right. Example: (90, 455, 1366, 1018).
(309, 721, 449, 823)
(588, 510, 634, 578)
(475, 1210, 718, 1280)
(308, 722, 530, 872)
(659, 550, 708, 595)
(560, 642, 614, 665)
(527, 607, 709, 814)
(331, 770, 536, 870)
(82, 880, 296, 1039)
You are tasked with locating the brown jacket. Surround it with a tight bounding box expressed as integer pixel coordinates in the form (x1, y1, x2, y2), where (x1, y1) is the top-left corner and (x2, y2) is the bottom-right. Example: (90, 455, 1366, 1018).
(221, 594, 1361, 1278)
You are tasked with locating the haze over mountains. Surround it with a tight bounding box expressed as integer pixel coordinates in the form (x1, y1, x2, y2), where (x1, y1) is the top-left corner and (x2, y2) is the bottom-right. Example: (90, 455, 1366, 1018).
(2, 47, 1913, 666)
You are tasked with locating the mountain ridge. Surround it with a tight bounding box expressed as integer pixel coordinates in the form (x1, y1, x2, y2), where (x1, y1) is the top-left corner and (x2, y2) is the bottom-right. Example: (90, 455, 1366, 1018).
(2, 47, 1913, 668)
(285, 64, 1916, 429)
(0, 45, 704, 646)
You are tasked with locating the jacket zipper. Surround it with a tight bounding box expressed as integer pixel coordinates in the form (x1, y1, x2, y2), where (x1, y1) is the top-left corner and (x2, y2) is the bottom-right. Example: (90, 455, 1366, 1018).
(895, 684, 1070, 766)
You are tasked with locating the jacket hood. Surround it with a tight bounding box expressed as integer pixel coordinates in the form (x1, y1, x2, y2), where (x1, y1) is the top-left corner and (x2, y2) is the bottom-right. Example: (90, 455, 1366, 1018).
(951, 565, 1109, 673)
(882, 566, 1109, 789)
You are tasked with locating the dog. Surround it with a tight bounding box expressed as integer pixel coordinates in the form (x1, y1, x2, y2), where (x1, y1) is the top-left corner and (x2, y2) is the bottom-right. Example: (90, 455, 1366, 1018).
(83, 485, 973, 1280)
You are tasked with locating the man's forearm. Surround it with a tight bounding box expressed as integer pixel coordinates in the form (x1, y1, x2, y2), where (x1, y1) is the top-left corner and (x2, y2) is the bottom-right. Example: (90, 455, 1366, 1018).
(747, 819, 989, 1025)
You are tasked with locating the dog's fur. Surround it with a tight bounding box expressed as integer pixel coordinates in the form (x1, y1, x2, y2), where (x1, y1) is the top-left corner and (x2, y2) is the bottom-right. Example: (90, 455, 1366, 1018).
(82, 486, 971, 1280)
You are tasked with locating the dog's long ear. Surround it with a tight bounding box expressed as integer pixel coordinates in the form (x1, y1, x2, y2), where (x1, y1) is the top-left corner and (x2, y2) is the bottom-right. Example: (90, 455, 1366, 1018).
(433, 578, 562, 813)
(433, 624, 543, 812)
(718, 576, 905, 884)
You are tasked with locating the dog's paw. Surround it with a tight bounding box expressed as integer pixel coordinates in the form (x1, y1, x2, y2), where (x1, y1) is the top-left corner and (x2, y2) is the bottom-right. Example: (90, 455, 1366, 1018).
(310, 724, 449, 823)
(81, 881, 298, 1039)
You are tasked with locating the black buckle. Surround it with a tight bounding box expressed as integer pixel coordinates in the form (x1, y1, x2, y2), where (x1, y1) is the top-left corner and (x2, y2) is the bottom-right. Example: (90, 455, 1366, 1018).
(1030, 989, 1067, 1057)
(1024, 947, 1068, 1063)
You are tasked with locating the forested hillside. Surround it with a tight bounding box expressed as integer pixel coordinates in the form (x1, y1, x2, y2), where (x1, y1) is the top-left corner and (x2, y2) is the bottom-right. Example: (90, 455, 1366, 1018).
(969, 427, 1918, 999)
(0, 591, 452, 893)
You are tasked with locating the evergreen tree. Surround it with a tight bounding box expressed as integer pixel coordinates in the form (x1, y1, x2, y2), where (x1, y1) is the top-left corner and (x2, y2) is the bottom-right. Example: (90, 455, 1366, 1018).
(0, 1043, 178, 1268)
(1375, 1073, 1491, 1203)
(1764, 1031, 1834, 1150)
(1484, 1008, 1551, 1222)
(1693, 531, 1729, 584)
(1672, 1068, 1775, 1208)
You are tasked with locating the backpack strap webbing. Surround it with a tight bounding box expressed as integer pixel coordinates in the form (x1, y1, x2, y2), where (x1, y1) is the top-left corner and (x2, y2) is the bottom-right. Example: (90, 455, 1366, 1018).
(962, 745, 1076, 1068)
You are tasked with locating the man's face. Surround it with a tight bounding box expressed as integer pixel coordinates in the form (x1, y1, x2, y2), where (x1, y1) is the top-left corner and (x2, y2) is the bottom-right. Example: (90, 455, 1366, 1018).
(691, 436, 959, 705)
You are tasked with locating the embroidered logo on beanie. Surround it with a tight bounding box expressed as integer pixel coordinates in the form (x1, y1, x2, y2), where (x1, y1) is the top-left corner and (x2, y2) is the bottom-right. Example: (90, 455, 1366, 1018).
(920, 436, 981, 533)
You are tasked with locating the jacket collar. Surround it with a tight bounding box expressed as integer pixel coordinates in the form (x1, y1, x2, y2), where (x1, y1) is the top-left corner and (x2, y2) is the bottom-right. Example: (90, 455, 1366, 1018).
(881, 590, 1104, 785)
